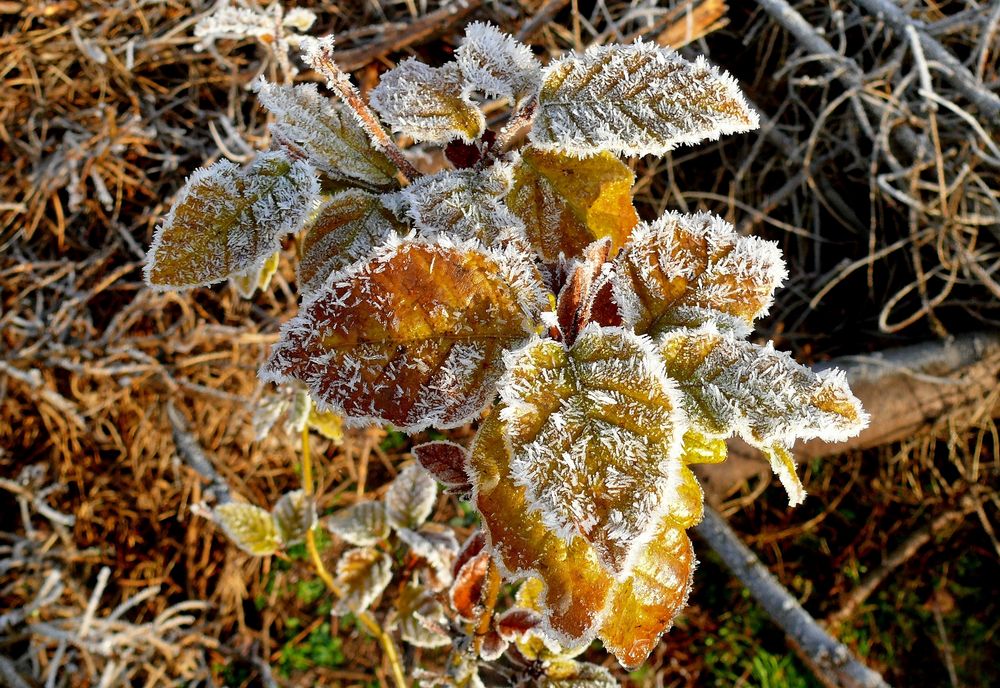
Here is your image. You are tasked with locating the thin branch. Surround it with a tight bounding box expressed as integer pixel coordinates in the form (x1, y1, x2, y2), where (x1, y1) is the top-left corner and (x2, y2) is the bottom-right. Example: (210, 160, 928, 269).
(695, 506, 891, 688)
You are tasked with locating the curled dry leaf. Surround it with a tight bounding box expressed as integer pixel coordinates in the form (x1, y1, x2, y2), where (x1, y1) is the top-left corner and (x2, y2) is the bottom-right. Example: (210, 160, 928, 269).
(498, 325, 685, 575)
(610, 211, 787, 336)
(145, 152, 318, 289)
(260, 238, 547, 432)
(386, 464, 438, 531)
(332, 546, 393, 615)
(296, 189, 405, 297)
(271, 489, 315, 546)
(212, 503, 282, 556)
(370, 59, 485, 144)
(531, 41, 758, 157)
(324, 501, 389, 546)
(507, 147, 638, 262)
(255, 80, 398, 190)
(413, 440, 472, 495)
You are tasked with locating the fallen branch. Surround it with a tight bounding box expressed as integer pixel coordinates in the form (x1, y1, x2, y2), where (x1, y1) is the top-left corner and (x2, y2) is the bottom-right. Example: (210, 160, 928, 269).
(695, 506, 891, 688)
(697, 332, 1000, 500)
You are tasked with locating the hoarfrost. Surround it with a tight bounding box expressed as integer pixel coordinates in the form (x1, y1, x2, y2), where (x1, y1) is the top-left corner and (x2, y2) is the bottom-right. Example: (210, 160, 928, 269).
(385, 464, 438, 531)
(331, 546, 393, 615)
(455, 21, 541, 105)
(530, 41, 759, 157)
(324, 501, 390, 546)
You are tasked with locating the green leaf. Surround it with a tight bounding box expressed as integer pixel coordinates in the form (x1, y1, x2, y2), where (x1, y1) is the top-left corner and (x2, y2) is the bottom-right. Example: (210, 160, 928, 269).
(213, 502, 282, 556)
(145, 152, 318, 289)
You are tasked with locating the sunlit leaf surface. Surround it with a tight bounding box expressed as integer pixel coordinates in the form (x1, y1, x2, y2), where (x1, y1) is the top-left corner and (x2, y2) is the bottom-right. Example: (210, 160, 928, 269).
(213, 502, 282, 556)
(455, 21, 541, 105)
(386, 464, 438, 531)
(271, 489, 315, 546)
(324, 501, 389, 546)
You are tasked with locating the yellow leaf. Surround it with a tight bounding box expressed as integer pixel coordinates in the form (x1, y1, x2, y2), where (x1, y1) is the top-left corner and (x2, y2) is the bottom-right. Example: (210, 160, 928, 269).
(213, 502, 281, 556)
(261, 238, 547, 432)
(231, 249, 280, 299)
(307, 407, 344, 442)
(508, 147, 638, 262)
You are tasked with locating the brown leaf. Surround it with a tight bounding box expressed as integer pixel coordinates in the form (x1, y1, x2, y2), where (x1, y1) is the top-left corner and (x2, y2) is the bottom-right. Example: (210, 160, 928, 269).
(413, 441, 472, 494)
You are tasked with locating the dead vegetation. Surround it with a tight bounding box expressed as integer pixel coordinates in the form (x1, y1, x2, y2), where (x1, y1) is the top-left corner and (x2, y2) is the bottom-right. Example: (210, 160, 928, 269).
(1, 0, 997, 686)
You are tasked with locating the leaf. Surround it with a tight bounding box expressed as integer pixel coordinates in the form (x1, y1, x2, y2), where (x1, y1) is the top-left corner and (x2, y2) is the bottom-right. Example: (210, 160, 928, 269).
(370, 59, 485, 144)
(251, 393, 290, 441)
(495, 607, 543, 641)
(213, 502, 282, 556)
(230, 249, 280, 299)
(392, 581, 452, 648)
(413, 441, 472, 495)
(449, 549, 490, 621)
(272, 489, 315, 546)
(658, 323, 869, 505)
(260, 237, 548, 432)
(324, 501, 389, 546)
(598, 523, 693, 669)
(332, 546, 393, 615)
(555, 238, 622, 344)
(385, 164, 524, 246)
(453, 530, 487, 579)
(498, 325, 685, 575)
(145, 152, 318, 289)
(397, 523, 460, 590)
(455, 21, 541, 105)
(540, 661, 618, 687)
(530, 41, 758, 157)
(508, 147, 639, 262)
(308, 407, 344, 442)
(610, 210, 787, 336)
(469, 408, 613, 646)
(255, 80, 398, 190)
(386, 464, 438, 530)
(296, 189, 404, 297)
(284, 388, 311, 435)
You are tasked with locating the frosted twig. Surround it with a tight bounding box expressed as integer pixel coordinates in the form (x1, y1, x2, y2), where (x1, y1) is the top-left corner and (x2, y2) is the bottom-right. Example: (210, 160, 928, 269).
(302, 37, 421, 183)
(695, 506, 891, 688)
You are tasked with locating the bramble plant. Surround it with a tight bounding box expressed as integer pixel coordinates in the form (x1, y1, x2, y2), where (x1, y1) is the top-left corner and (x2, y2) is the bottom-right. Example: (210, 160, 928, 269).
(146, 21, 869, 687)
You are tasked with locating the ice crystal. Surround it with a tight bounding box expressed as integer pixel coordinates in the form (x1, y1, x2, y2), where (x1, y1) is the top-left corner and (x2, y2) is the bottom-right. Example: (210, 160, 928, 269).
(531, 41, 758, 157)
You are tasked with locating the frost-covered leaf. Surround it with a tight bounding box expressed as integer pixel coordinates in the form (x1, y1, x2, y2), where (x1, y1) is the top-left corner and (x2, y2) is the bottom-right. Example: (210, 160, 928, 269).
(255, 80, 398, 190)
(251, 393, 290, 441)
(385, 164, 523, 246)
(284, 388, 311, 435)
(213, 502, 281, 556)
(370, 59, 485, 144)
(308, 407, 344, 442)
(598, 523, 693, 669)
(386, 464, 438, 530)
(495, 607, 543, 641)
(469, 409, 613, 645)
(413, 441, 472, 495)
(231, 249, 280, 298)
(530, 41, 758, 157)
(555, 239, 622, 344)
(296, 189, 404, 297)
(540, 661, 618, 687)
(332, 546, 393, 615)
(324, 501, 389, 546)
(450, 549, 489, 621)
(508, 147, 638, 262)
(145, 152, 318, 289)
(507, 576, 589, 661)
(455, 22, 541, 104)
(282, 7, 317, 32)
(498, 325, 685, 575)
(392, 581, 452, 648)
(260, 237, 547, 432)
(610, 211, 787, 336)
(453, 530, 487, 579)
(658, 323, 868, 505)
(193, 4, 279, 46)
(398, 523, 459, 590)
(272, 489, 315, 546)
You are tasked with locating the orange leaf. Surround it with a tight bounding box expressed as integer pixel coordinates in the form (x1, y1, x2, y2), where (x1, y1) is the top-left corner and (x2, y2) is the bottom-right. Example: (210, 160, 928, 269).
(261, 238, 547, 432)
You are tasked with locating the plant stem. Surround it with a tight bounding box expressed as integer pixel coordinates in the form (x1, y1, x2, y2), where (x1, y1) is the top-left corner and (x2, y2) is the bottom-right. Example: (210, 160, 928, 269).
(300, 427, 409, 688)
(305, 38, 421, 184)
(495, 97, 538, 154)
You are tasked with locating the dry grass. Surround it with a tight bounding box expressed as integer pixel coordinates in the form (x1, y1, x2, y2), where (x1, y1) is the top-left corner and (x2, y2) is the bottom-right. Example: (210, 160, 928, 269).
(1, 0, 997, 685)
